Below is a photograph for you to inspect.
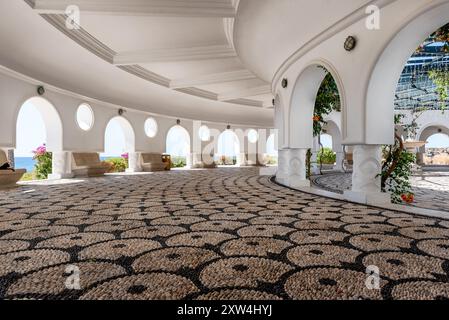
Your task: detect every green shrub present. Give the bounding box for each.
[381,146,416,204]
[20,172,36,181]
[104,157,128,173]
[171,156,186,168]
[317,148,336,165]
[32,144,52,180]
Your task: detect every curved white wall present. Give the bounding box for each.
[0,69,272,157]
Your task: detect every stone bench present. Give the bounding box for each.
[72,152,109,177]
[0,169,27,189]
[0,149,26,188]
[141,153,166,172]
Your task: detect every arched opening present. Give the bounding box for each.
[102,117,135,169]
[15,97,63,179]
[371,17,449,204]
[289,63,343,150]
[288,63,342,181]
[217,130,240,166]
[419,126,449,165]
[166,125,190,168]
[366,3,449,144]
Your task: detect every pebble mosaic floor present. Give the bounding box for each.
[311,171,449,213]
[0,168,449,300]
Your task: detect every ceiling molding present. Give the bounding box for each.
[41,14,115,63]
[218,84,272,101]
[117,65,170,87]
[170,69,256,89]
[227,98,265,108]
[175,87,218,101]
[113,45,236,65]
[25,2,267,110]
[223,18,235,49]
[0,65,272,129]
[29,0,237,17]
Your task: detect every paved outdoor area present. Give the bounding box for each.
[312,172,449,213]
[0,168,449,300]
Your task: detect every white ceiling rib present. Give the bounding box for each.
[113,45,236,65]
[25,0,273,109]
[29,0,237,18]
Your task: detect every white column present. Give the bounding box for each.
[311,137,320,175]
[344,145,390,204]
[276,149,289,184]
[237,153,246,166]
[311,152,320,175]
[191,152,202,168]
[186,153,193,169]
[334,151,344,172]
[126,152,142,173]
[49,151,73,180]
[276,148,310,188]
[288,148,310,188]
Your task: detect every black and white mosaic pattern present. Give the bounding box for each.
[0,168,449,300]
[312,171,449,213]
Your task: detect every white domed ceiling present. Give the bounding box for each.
[234,0,374,82]
[0,0,274,127]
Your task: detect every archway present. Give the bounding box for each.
[289,62,343,150]
[366,2,449,144]
[217,130,240,166]
[286,63,342,183]
[419,125,449,165]
[15,96,63,178]
[103,116,135,159]
[166,125,190,168]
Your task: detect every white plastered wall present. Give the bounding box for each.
[272,0,449,148]
[0,70,272,156]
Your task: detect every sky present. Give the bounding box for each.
[15,102,46,157]
[427,133,449,148]
[14,102,449,158]
[166,125,190,157]
[321,134,333,149]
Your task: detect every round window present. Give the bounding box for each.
[248,129,259,143]
[144,117,158,138]
[198,125,210,141]
[76,103,94,131]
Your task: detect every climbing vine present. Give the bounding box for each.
[429,70,449,111]
[381,115,416,204]
[433,22,449,53]
[313,72,341,136]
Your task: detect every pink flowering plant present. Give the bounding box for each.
[32,144,52,179]
[103,153,129,173]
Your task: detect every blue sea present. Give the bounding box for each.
[14,156,111,172]
[14,157,36,172]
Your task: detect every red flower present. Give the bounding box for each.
[313,115,321,122]
[401,193,414,204]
